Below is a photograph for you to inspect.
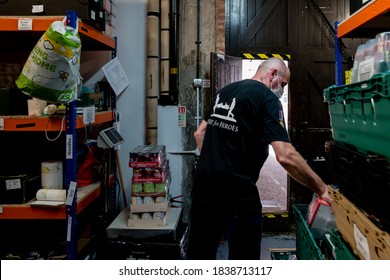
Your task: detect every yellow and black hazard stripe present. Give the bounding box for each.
[263,213,289,219]
[241,53,291,60]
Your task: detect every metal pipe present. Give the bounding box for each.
[196,86,200,128]
[196,0,201,79]
[169,0,179,103]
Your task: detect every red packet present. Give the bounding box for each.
[307,197,331,227]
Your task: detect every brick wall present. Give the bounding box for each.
[215,0,225,54]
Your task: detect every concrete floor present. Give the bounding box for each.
[216,233,296,260]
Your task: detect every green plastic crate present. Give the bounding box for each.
[323,71,390,160]
[292,205,324,260]
[329,229,357,260]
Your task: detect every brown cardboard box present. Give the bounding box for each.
[130,201,169,213]
[128,209,169,228]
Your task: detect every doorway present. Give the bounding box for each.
[242,59,289,212]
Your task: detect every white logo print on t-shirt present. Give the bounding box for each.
[211,94,237,122]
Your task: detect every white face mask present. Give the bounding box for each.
[271,75,284,99]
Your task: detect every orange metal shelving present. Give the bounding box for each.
[0,183,101,220]
[338,0,390,38]
[0,16,115,49]
[1,111,115,132]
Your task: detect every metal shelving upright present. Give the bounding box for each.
[64,9,78,261]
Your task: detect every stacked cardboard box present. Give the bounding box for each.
[127,145,170,228]
[103,0,116,38]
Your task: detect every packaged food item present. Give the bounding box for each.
[132,183,143,193]
[351,44,366,83]
[131,196,143,205]
[155,182,167,193]
[143,182,155,193]
[351,31,390,83]
[129,145,166,168]
[153,211,164,220]
[129,213,140,220]
[374,32,390,74]
[143,196,155,204]
[155,196,166,204]
[141,212,152,220]
[307,196,336,240]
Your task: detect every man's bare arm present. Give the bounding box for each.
[271,140,332,203]
[194,120,208,153]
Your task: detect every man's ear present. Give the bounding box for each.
[268,68,277,83]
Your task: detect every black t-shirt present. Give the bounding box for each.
[192,79,289,207]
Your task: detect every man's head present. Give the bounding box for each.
[251,57,290,98]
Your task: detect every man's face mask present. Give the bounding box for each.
[271,75,284,99]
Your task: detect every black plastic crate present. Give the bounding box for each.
[327,141,390,232]
[0,174,40,204]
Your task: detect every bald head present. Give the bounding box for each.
[251,57,290,90]
[258,58,289,76]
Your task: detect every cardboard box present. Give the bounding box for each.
[128,210,169,228]
[331,188,390,260]
[0,174,40,204]
[130,191,169,213]
[130,201,169,213]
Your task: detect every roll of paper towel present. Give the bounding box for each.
[36,189,66,201]
[41,160,63,189]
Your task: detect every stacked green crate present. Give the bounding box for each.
[323,72,390,161]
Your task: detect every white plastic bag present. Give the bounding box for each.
[16,18,81,103]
